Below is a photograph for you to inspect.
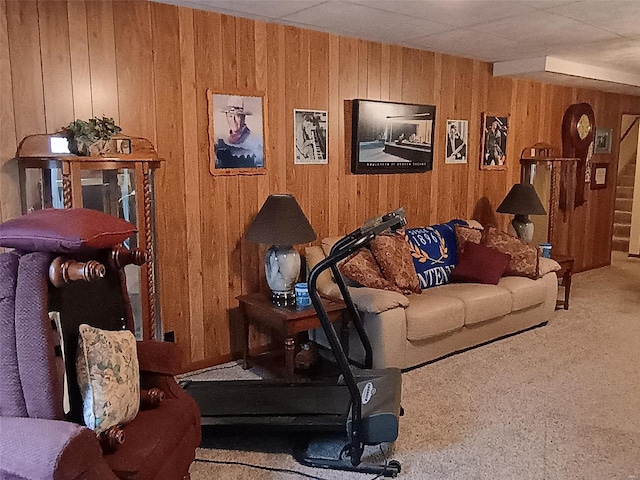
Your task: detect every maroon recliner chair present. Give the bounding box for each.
[0,246,201,480]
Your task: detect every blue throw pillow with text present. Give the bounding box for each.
[404,220,467,289]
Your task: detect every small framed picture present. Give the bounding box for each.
[594,128,612,154]
[591,162,608,190]
[208,89,267,176]
[116,138,131,155]
[480,113,509,171]
[445,119,468,164]
[294,109,328,164]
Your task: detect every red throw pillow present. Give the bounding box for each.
[0,208,137,253]
[451,241,511,285]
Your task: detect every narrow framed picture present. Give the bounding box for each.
[445,119,468,164]
[594,128,612,154]
[294,109,328,164]
[591,162,608,189]
[480,113,509,170]
[116,138,131,155]
[351,99,436,174]
[208,89,267,175]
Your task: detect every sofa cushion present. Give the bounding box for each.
[450,241,511,285]
[404,220,466,290]
[370,233,421,294]
[0,208,136,253]
[497,275,547,311]
[339,248,401,293]
[484,227,539,279]
[436,283,512,326]
[405,290,465,341]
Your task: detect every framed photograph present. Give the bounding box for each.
[591,162,608,189]
[294,109,328,164]
[594,128,612,154]
[445,119,468,164]
[480,113,509,170]
[351,99,436,174]
[208,89,266,175]
[115,138,131,155]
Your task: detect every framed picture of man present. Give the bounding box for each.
[294,109,328,164]
[480,114,509,171]
[445,119,468,164]
[208,89,267,175]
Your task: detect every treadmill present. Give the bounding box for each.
[182,209,406,477]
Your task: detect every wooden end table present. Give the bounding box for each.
[551,254,574,310]
[237,293,349,378]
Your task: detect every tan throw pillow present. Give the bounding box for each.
[454,224,482,256]
[76,324,140,434]
[370,233,421,294]
[338,248,401,293]
[484,227,539,279]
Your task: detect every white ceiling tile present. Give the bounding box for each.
[182,0,325,19]
[549,0,640,36]
[283,1,453,40]
[346,0,535,27]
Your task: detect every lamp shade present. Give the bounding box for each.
[496,183,547,216]
[246,194,316,245]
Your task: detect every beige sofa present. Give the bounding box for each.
[305,244,560,370]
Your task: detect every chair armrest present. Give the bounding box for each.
[0,417,117,480]
[136,340,180,375]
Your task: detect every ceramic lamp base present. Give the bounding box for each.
[265,245,300,307]
[512,214,534,243]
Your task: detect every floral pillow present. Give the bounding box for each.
[484,227,539,279]
[76,324,140,434]
[454,224,482,256]
[370,233,421,294]
[338,248,401,293]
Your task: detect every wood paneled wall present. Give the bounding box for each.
[2,1,639,371]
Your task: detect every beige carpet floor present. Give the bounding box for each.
[186,252,640,479]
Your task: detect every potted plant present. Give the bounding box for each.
[62,116,122,156]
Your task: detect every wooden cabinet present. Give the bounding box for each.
[17,134,163,340]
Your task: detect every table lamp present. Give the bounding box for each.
[496,183,547,242]
[246,194,316,306]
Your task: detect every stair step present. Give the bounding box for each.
[618,174,636,187]
[615,198,633,212]
[612,237,630,252]
[620,163,637,176]
[613,223,631,237]
[616,185,635,199]
[615,210,632,223]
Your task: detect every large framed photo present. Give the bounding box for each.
[445,119,468,164]
[208,89,266,175]
[351,99,436,174]
[480,113,509,170]
[294,109,328,164]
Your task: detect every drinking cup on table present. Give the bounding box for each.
[295,282,311,309]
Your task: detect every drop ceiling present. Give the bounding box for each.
[158,0,640,96]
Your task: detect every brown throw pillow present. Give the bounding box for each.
[451,241,511,285]
[484,227,539,279]
[338,248,401,293]
[370,233,421,294]
[454,224,482,256]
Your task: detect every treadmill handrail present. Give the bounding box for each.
[307,208,406,461]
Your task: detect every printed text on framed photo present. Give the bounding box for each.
[480,113,509,171]
[208,89,267,176]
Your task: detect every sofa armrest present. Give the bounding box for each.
[0,417,117,480]
[137,340,180,375]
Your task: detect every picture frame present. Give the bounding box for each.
[445,119,468,164]
[208,89,267,175]
[594,128,612,154]
[115,138,131,155]
[351,99,436,174]
[294,109,328,164]
[590,162,608,190]
[480,113,509,171]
